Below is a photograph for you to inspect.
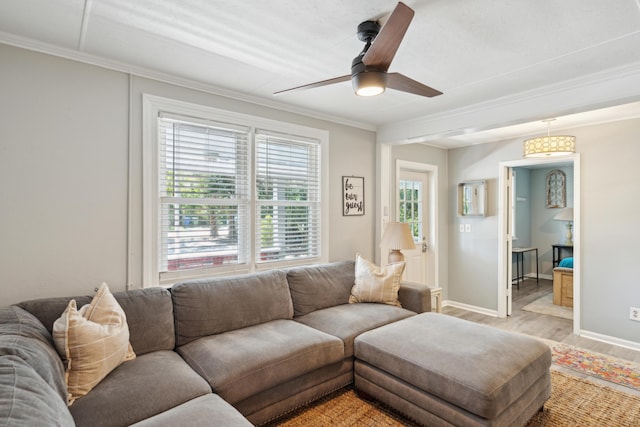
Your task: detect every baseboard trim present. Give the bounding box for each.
[524,273,552,281]
[579,330,640,353]
[442,300,498,318]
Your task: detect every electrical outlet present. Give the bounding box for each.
[459,224,465,233]
[630,307,640,322]
[465,224,471,232]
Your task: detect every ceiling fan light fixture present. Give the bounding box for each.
[353,70,387,96]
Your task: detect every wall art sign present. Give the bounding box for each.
[343,176,364,216]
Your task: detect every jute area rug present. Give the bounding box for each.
[267,347,640,426]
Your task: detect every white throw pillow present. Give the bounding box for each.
[53,283,135,405]
[349,254,405,306]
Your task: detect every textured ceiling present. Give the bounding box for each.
[2,0,640,145]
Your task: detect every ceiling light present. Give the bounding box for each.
[523,119,576,157]
[353,70,387,96]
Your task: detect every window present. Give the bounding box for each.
[398,179,423,242]
[158,114,250,273]
[255,130,321,263]
[143,95,328,285]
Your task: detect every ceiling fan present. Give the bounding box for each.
[274,2,442,98]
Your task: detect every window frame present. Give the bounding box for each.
[142,94,329,286]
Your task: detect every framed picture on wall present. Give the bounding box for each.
[546,169,566,208]
[343,176,364,216]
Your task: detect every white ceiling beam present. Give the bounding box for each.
[377,61,640,145]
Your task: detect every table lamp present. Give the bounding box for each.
[553,208,574,245]
[381,222,416,264]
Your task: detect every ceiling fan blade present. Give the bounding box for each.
[362,2,414,72]
[274,75,351,95]
[387,73,443,98]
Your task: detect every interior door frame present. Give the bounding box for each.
[497,154,581,335]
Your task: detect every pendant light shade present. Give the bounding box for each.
[523,119,576,158]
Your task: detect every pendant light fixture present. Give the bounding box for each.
[523,119,576,158]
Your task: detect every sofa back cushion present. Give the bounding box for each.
[0,355,74,426]
[0,306,68,402]
[172,270,293,346]
[18,287,175,355]
[287,261,355,317]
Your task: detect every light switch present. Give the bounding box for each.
[459,224,464,232]
[465,224,471,232]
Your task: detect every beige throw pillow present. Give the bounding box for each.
[349,254,405,306]
[53,283,135,405]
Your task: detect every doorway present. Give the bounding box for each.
[497,155,581,335]
[395,160,438,288]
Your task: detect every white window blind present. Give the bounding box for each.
[255,130,321,263]
[158,113,250,275]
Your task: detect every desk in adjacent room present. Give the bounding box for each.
[552,244,573,267]
[512,247,538,289]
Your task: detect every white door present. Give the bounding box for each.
[506,167,514,316]
[398,170,429,284]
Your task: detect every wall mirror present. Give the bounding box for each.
[458,180,487,216]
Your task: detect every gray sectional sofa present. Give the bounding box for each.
[0,261,432,426]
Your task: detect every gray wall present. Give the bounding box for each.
[0,44,377,305]
[448,119,640,345]
[448,141,515,309]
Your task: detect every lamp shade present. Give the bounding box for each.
[553,208,574,222]
[381,222,416,250]
[523,135,576,157]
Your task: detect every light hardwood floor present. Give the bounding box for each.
[443,278,640,363]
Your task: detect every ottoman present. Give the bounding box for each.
[354,313,551,427]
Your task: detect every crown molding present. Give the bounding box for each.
[378,61,640,145]
[0,31,377,132]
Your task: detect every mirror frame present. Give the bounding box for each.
[458,180,487,217]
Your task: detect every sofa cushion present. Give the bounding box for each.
[0,355,74,426]
[177,319,344,404]
[130,394,253,427]
[295,303,415,357]
[69,350,212,427]
[53,283,136,404]
[172,270,293,346]
[106,287,175,355]
[349,254,404,306]
[18,287,175,355]
[0,305,68,402]
[0,335,67,403]
[286,261,355,316]
[0,305,54,345]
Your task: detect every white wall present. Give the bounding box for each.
[448,119,640,346]
[0,44,377,305]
